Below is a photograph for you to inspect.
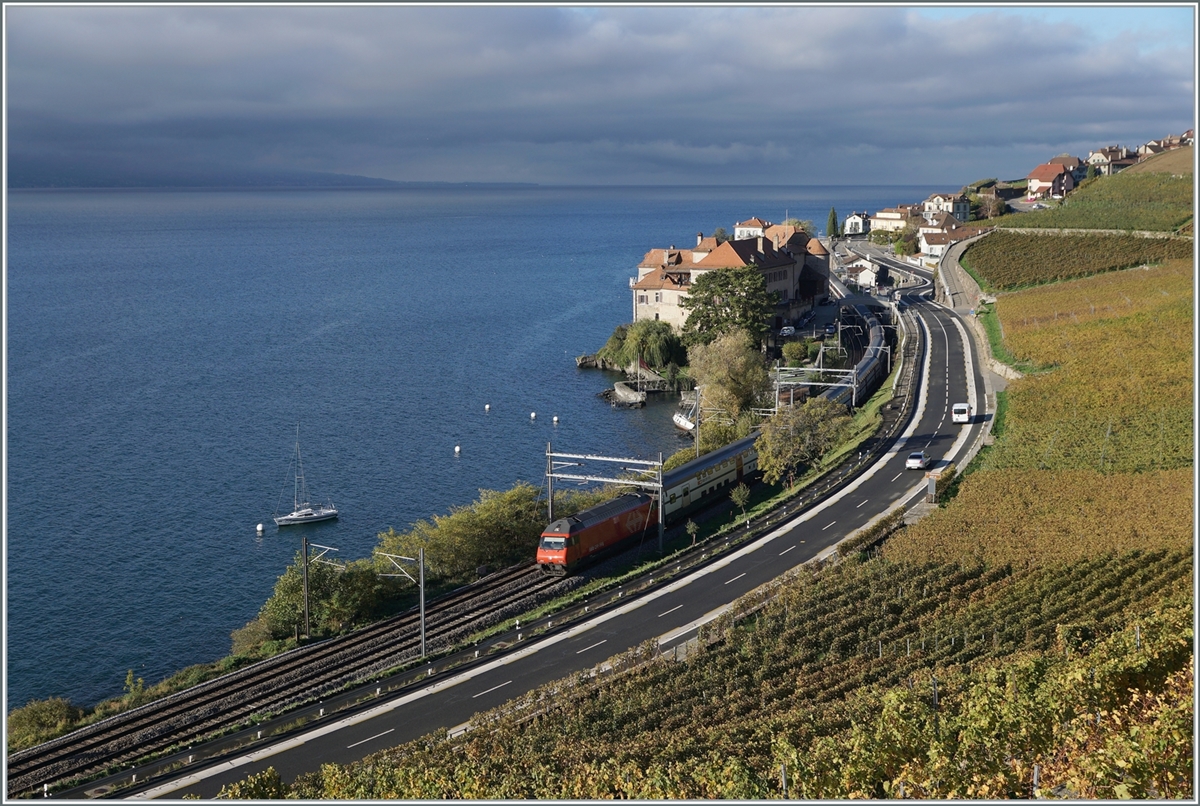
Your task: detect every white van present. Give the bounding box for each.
[952,403,971,424]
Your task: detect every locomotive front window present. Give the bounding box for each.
[540,537,566,550]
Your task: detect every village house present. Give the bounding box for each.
[922,192,971,223]
[917,210,962,235]
[631,219,830,330]
[869,204,921,233]
[842,211,871,235]
[1086,146,1137,176]
[1047,154,1088,184]
[1026,163,1076,198]
[733,217,771,240]
[841,255,883,290]
[922,224,991,261]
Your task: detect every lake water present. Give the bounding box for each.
[5,184,941,710]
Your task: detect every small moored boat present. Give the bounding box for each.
[274,427,338,526]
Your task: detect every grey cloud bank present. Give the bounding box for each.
[5,5,1195,187]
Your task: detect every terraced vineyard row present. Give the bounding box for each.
[963,230,1192,290]
[237,551,1191,799]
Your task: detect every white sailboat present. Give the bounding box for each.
[674,388,699,432]
[274,427,338,526]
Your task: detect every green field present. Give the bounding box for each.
[994,168,1193,233]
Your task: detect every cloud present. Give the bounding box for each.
[5,5,1194,185]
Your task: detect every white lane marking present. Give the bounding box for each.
[347,728,394,749]
[822,521,836,530]
[724,572,747,585]
[778,545,796,556]
[472,680,512,699]
[891,472,903,482]
[576,640,607,655]
[857,499,868,508]
[658,604,683,618]
[137,312,948,800]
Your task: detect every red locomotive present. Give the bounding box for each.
[536,493,655,575]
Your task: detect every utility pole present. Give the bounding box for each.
[301,536,309,638]
[299,538,341,639]
[546,441,554,523]
[376,550,426,657]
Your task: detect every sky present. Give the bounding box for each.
[3,3,1196,186]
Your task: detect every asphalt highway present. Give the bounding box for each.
[135,289,987,799]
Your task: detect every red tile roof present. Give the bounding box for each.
[695,238,794,270]
[1027,163,1068,181]
[631,271,691,291]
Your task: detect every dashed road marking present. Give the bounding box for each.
[472,680,512,699]
[347,728,394,749]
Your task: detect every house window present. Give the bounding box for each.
[654,313,659,320]
[654,292,662,303]
[637,294,647,304]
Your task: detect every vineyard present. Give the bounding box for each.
[961,230,1193,290]
[884,468,1191,568]
[994,169,1193,233]
[222,552,1192,799]
[213,212,1194,800]
[988,259,1193,473]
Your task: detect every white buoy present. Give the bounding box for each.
[485,403,490,412]
[256,523,263,534]
[454,445,461,454]
[530,412,536,420]
[552,415,559,424]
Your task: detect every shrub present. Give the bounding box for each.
[7,697,86,752]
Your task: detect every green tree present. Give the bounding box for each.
[687,329,771,419]
[827,207,840,238]
[979,194,1007,219]
[376,483,546,582]
[730,482,751,524]
[785,218,817,235]
[712,226,731,243]
[894,225,919,256]
[781,340,808,366]
[596,319,685,370]
[686,519,699,546]
[680,267,776,347]
[754,396,853,487]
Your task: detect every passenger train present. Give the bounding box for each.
[536,292,894,575]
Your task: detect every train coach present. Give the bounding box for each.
[536,435,759,575]
[537,299,893,576]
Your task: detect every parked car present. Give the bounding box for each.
[905,451,930,470]
[952,403,971,424]
[779,326,795,337]
[824,323,838,336]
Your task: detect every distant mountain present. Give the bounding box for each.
[6,156,536,189]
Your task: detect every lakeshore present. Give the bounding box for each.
[6,184,942,712]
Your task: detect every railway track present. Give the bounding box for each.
[7,563,562,798]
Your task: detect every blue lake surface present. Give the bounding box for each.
[5,184,941,710]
